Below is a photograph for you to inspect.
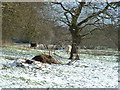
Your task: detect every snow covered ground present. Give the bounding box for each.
[0,45,119,88]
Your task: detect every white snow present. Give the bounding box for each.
[0,45,119,88]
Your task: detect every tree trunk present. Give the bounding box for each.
[69,43,80,60]
[69,34,80,60]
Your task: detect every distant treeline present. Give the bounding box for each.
[2,2,118,49]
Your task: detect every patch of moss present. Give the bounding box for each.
[4,56,16,60]
[80,65,89,68]
[1,64,11,70]
[2,46,45,56]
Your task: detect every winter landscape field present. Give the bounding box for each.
[0,44,119,88]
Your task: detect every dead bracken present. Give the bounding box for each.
[32,54,61,64]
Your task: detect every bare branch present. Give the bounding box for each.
[53,2,74,16]
[64,12,71,25]
[81,27,103,37]
[77,2,119,26]
[59,18,70,26]
[75,2,86,17]
[80,18,100,29]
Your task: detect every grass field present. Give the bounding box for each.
[0,44,119,88]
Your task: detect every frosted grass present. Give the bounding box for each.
[0,45,118,88]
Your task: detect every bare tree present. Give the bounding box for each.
[52,1,119,59]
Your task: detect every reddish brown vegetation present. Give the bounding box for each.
[32,54,61,64]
